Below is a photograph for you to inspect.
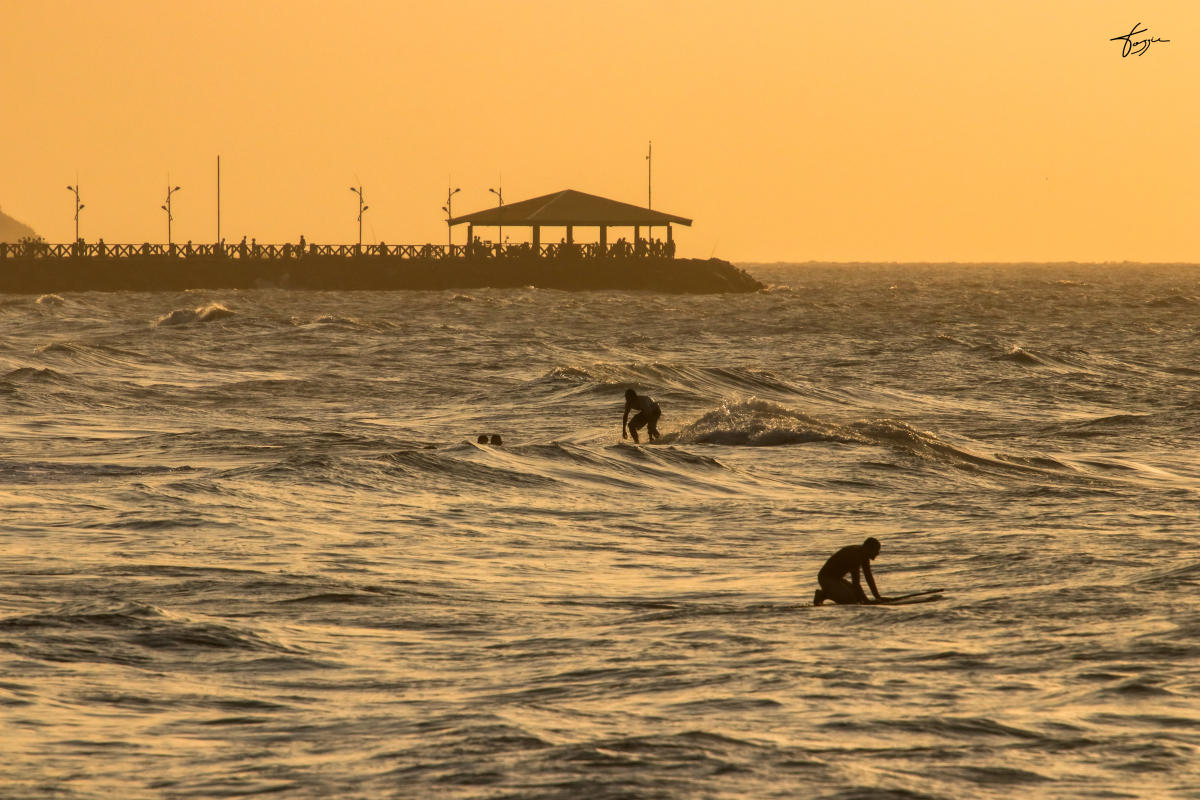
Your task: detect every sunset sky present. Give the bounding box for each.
[2,0,1196,262]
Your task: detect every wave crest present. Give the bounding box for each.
[668,398,866,446]
[154,302,236,327]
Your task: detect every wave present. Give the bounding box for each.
[998,345,1053,366]
[1,366,74,385]
[846,417,1068,474]
[1063,413,1153,429]
[311,314,366,326]
[36,293,66,305]
[381,449,562,489]
[0,459,190,486]
[299,313,397,330]
[665,398,866,446]
[36,340,143,370]
[660,399,1084,480]
[0,601,299,667]
[934,333,973,348]
[528,362,806,403]
[1146,294,1197,307]
[994,343,1098,372]
[154,302,236,327]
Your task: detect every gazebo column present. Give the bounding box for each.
[634,225,641,243]
[599,225,607,254]
[467,224,474,250]
[566,225,574,244]
[533,225,541,253]
[667,224,673,244]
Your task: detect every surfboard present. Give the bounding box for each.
[813,592,945,607]
[872,594,944,606]
[880,589,945,602]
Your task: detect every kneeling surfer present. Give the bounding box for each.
[813,537,887,605]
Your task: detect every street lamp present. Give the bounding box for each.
[488,185,503,250]
[349,185,369,248]
[161,184,181,248]
[65,183,85,243]
[441,186,460,247]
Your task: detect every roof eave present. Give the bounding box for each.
[450,215,692,227]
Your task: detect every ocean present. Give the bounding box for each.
[2,262,1198,799]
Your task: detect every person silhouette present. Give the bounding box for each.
[812,537,888,605]
[621,388,661,443]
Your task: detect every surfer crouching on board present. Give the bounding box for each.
[813,537,886,605]
[621,388,661,444]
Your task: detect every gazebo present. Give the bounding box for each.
[447,189,691,254]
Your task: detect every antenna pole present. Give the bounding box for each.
[647,140,652,210]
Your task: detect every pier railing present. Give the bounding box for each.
[0,239,677,261]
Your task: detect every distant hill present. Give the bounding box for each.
[0,207,39,243]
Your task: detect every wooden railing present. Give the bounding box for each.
[0,239,677,260]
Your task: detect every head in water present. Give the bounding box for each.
[490,434,503,446]
[863,537,881,559]
[477,434,489,444]
[625,388,638,402]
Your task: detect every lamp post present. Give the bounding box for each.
[441,186,460,248]
[349,185,368,248]
[161,184,181,248]
[488,184,503,251]
[65,183,85,243]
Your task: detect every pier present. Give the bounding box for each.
[0,238,673,262]
[0,189,762,293]
[0,239,760,295]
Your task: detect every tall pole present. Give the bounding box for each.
[647,140,652,210]
[441,185,460,248]
[217,155,221,245]
[162,183,181,247]
[488,182,503,248]
[646,140,653,242]
[65,180,84,243]
[349,185,368,248]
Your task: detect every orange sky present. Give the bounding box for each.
[2,0,1196,261]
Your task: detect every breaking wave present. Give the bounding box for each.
[154,302,236,327]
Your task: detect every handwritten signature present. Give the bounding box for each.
[1110,22,1170,57]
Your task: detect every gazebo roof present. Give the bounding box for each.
[449,189,691,227]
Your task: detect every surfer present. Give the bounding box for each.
[621,388,661,443]
[812,537,886,605]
